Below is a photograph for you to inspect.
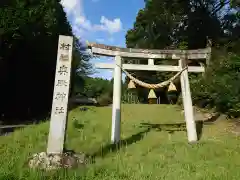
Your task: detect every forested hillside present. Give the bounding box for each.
[125,0,240,117]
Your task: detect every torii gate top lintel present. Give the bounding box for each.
[87,42,211,60]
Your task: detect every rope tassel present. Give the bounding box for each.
[128,80,136,89]
[148,89,157,99]
[168,82,177,92]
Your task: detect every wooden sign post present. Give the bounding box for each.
[47,35,73,154]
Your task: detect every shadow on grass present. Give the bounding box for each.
[88,128,151,162]
[88,120,201,162]
[72,120,84,130]
[71,113,221,164]
[139,122,203,140]
[139,113,221,141]
[141,121,203,140]
[89,120,206,162]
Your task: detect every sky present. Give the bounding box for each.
[61,0,145,80]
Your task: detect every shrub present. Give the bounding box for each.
[191,50,240,117]
[97,93,112,106]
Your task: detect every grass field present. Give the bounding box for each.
[0,104,240,180]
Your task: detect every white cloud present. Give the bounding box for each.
[61,0,77,10]
[75,16,92,30]
[60,0,123,80]
[72,24,85,37]
[94,16,122,34]
[61,0,83,15]
[75,15,122,34]
[61,0,122,35]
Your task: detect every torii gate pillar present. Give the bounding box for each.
[179,58,198,142]
[111,55,122,143]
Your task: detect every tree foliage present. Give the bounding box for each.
[127,0,239,51]
[0,0,91,122]
[125,0,240,107]
[191,49,240,117]
[75,77,113,98]
[73,76,114,106]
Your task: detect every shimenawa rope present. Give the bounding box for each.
[116,64,187,89]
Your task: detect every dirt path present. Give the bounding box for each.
[181,106,222,122]
[0,124,28,136]
[227,119,240,136]
[191,106,240,136]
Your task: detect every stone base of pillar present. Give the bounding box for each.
[28,151,86,170]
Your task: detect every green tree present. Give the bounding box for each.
[191,49,240,117]
[125,0,239,103]
[125,0,190,103]
[0,0,91,122]
[76,77,113,98]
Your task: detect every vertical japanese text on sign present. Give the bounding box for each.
[59,54,69,61]
[56,80,68,87]
[55,106,65,114]
[60,43,71,51]
[58,65,68,75]
[55,92,67,102]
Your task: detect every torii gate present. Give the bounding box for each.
[87,42,211,144]
[46,35,211,155]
